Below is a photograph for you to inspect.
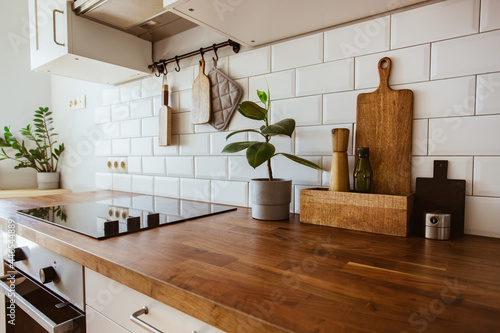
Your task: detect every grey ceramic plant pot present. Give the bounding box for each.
[37,172,60,189]
[250,178,292,220]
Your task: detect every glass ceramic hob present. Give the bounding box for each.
[17,196,237,239]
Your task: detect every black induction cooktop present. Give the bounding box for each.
[17,196,237,239]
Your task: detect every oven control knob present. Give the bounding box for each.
[39,266,59,284]
[13,247,27,262]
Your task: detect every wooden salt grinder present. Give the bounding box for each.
[329,128,350,192]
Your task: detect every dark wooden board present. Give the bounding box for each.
[356,57,413,196]
[412,160,466,237]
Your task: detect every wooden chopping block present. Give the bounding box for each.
[191,59,211,124]
[355,57,413,196]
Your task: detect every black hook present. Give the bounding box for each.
[199,48,205,61]
[162,60,168,75]
[174,56,181,72]
[153,62,161,77]
[212,44,219,62]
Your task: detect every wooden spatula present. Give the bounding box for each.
[159,75,172,146]
[191,59,211,124]
[355,57,413,196]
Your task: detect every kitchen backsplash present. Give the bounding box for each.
[94,0,500,238]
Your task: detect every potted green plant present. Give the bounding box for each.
[223,88,322,220]
[0,107,65,189]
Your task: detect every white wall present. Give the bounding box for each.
[93,0,500,238]
[0,0,51,189]
[50,76,107,192]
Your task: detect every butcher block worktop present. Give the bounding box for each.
[1,191,500,332]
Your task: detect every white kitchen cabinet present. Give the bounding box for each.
[28,0,152,85]
[85,268,225,333]
[87,306,130,333]
[164,0,432,46]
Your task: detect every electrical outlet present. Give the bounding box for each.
[68,94,86,110]
[107,158,128,173]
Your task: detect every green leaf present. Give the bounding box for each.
[226,129,263,140]
[256,89,267,105]
[45,111,52,116]
[222,141,260,153]
[276,153,323,170]
[261,118,295,137]
[246,142,275,168]
[237,101,267,121]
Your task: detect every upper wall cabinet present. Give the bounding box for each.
[28,0,152,85]
[164,0,431,46]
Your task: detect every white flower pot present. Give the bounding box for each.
[250,178,292,220]
[37,172,60,190]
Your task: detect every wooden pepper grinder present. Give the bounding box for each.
[329,128,350,192]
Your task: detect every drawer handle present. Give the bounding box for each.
[0,273,81,333]
[130,306,163,333]
[52,9,65,46]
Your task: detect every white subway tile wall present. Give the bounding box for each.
[480,0,500,32]
[94,1,500,237]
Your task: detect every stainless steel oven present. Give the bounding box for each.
[1,231,85,332]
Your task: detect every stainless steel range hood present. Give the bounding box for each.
[72,0,197,41]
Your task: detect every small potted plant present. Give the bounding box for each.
[0,107,65,189]
[223,88,322,220]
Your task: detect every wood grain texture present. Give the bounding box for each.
[1,191,500,333]
[191,59,211,124]
[159,81,172,146]
[329,128,350,192]
[356,57,413,196]
[300,188,411,236]
[329,153,349,192]
[0,188,70,198]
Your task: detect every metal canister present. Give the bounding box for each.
[425,212,451,240]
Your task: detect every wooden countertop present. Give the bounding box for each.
[0,188,71,198]
[1,191,499,332]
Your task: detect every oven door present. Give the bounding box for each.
[0,268,85,333]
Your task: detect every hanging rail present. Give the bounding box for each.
[149,39,241,77]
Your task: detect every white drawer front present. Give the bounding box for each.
[87,306,130,333]
[85,268,225,333]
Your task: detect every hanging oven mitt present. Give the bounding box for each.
[207,60,242,131]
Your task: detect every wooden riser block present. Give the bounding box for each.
[300,188,413,237]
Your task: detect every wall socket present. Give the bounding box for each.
[69,95,86,110]
[107,157,128,173]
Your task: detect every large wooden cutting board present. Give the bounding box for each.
[355,57,413,196]
[191,59,211,124]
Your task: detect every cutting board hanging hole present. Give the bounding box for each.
[378,57,391,89]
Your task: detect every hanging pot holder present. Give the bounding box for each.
[207,60,242,131]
